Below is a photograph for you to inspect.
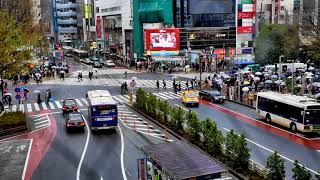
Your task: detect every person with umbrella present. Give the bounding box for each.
[162,79,166,90]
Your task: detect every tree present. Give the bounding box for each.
[256,24,299,65]
[306,40,320,63]
[292,160,312,180]
[146,93,157,116]
[266,151,286,180]
[136,88,147,110]
[185,110,201,142]
[170,107,185,132]
[225,129,237,161]
[233,134,250,171]
[200,118,224,156]
[157,99,169,123]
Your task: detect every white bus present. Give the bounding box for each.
[256,91,320,133]
[72,49,89,62]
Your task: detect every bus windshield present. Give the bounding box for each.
[92,105,117,116]
[304,110,320,125]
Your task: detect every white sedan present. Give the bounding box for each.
[104,60,115,67]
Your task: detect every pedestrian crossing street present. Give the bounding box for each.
[3,90,200,113]
[117,105,173,142]
[40,77,197,89]
[171,72,213,79]
[71,68,139,77]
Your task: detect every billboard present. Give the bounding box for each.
[189,0,233,14]
[144,29,180,51]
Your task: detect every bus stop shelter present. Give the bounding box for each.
[141,142,229,180]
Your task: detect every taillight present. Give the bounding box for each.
[67,123,72,127]
[79,122,85,126]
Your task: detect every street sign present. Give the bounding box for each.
[130,81,136,88]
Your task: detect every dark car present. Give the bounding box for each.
[92,61,102,68]
[62,99,78,116]
[199,90,225,103]
[65,113,85,131]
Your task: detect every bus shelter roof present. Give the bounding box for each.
[143,142,226,180]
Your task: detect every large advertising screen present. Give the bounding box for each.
[144,29,180,51]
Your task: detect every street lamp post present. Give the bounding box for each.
[288,60,295,94]
[278,55,284,92]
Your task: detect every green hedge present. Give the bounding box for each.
[134,88,259,178]
[0,112,27,130]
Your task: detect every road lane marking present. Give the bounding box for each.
[27,104,32,112]
[75,99,83,106]
[77,115,91,180]
[113,96,125,103]
[222,128,320,175]
[118,123,128,180]
[34,103,40,111]
[35,120,49,125]
[41,102,48,110]
[19,104,24,112]
[81,98,89,106]
[48,102,55,109]
[22,139,33,180]
[55,101,62,108]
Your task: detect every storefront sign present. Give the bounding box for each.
[238,12,253,19]
[237,26,253,33]
[96,16,102,38]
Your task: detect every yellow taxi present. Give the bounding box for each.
[181,90,199,107]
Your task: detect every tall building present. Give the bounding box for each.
[40,0,53,37]
[174,0,236,58]
[32,0,41,25]
[95,0,133,60]
[53,0,78,46]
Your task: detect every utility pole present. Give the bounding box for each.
[278,55,284,92]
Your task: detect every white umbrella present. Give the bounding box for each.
[280,82,286,86]
[172,76,177,80]
[295,84,302,88]
[4,93,12,96]
[271,74,278,79]
[254,77,260,81]
[242,87,249,92]
[295,76,302,80]
[131,77,138,80]
[274,80,282,84]
[264,73,270,77]
[255,72,262,76]
[315,93,320,98]
[265,80,273,84]
[250,74,255,78]
[34,90,41,93]
[35,73,41,76]
[308,67,315,71]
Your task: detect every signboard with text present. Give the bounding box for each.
[144,28,180,52]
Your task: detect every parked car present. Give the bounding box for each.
[199,90,225,103]
[181,90,199,107]
[65,112,85,131]
[93,61,102,68]
[105,60,115,67]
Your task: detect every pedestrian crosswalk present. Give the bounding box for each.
[71,68,139,77]
[2,90,199,113]
[118,105,173,142]
[39,78,198,90]
[31,114,50,130]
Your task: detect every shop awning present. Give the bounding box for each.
[143,142,226,180]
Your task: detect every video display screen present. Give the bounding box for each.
[144,29,180,51]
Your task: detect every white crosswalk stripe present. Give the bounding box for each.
[75,99,83,106]
[55,101,62,108]
[27,104,32,112]
[19,104,24,112]
[71,68,139,77]
[81,98,89,106]
[34,103,40,111]
[48,102,55,109]
[32,114,51,130]
[41,102,48,110]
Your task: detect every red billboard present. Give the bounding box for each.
[237,26,254,33]
[144,29,180,51]
[96,16,102,38]
[238,12,253,19]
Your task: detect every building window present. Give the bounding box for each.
[281,6,285,10]
[96,7,99,13]
[130,20,133,26]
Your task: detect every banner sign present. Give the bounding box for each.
[137,158,147,180]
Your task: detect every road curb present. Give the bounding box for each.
[125,103,246,180]
[227,99,255,109]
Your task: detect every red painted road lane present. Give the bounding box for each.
[1,110,57,180]
[200,100,320,150]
